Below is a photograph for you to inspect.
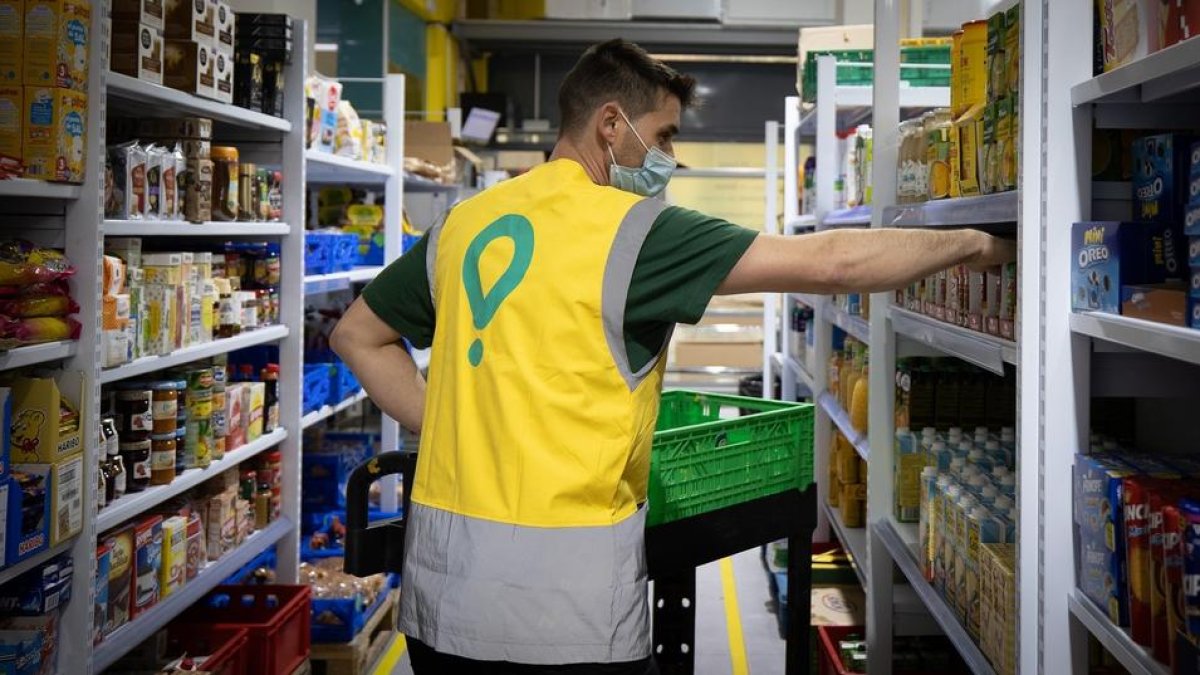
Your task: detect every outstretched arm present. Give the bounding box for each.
[717,229,1016,295]
[330,297,426,432]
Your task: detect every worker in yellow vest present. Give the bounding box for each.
[331,39,1015,674]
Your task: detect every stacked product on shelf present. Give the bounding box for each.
[0,551,73,673]
[896,6,1020,203]
[831,291,870,321]
[101,238,283,369]
[1094,0,1200,74]
[798,38,951,103]
[1071,130,1200,329]
[892,356,1017,673]
[789,303,814,366]
[1073,441,1200,673]
[96,451,285,646]
[826,336,869,528]
[4,0,91,183]
[235,13,292,117]
[0,241,81,348]
[106,116,285,224]
[313,186,391,265]
[896,260,1018,340]
[304,75,387,165]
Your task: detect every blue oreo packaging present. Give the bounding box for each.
[1071,222,1168,313]
[1133,134,1190,277]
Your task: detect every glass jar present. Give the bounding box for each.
[151,382,178,434]
[151,434,177,485]
[238,161,257,221]
[120,436,152,492]
[116,387,153,435]
[174,425,187,476]
[256,168,271,221]
[211,146,240,221]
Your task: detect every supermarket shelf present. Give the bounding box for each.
[301,390,369,429]
[1070,312,1200,367]
[790,292,825,311]
[817,391,869,461]
[787,214,818,233]
[0,178,81,199]
[881,192,1019,227]
[404,175,461,193]
[823,302,870,343]
[819,205,872,229]
[1071,34,1200,106]
[796,84,950,136]
[673,167,766,179]
[890,307,1016,376]
[875,518,997,675]
[1067,591,1168,675]
[100,325,289,384]
[0,340,77,371]
[93,518,293,672]
[780,352,815,392]
[106,71,292,132]
[452,18,797,49]
[97,428,288,532]
[305,150,394,184]
[303,266,384,295]
[822,502,867,588]
[0,539,74,588]
[104,220,292,237]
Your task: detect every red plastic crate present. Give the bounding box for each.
[179,585,311,675]
[165,625,250,675]
[818,625,866,675]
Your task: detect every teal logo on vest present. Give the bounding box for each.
[462,215,534,366]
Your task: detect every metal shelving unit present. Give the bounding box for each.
[0,178,82,199]
[1066,592,1169,675]
[303,266,384,295]
[0,341,78,371]
[890,307,1017,376]
[103,220,293,237]
[305,149,394,184]
[1069,312,1200,366]
[823,502,868,587]
[881,192,1019,228]
[817,391,870,461]
[824,302,871,343]
[106,71,293,132]
[99,325,290,384]
[301,390,370,430]
[0,540,75,588]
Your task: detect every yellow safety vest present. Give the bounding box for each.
[398,159,669,664]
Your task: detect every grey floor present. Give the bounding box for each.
[390,548,786,675]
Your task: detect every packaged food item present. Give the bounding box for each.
[1133,133,1191,277]
[307,75,341,152]
[335,99,363,159]
[204,488,235,560]
[1075,453,1135,626]
[957,20,987,116]
[119,435,150,492]
[215,0,233,51]
[112,0,164,31]
[163,38,214,99]
[107,142,147,219]
[22,86,86,183]
[1071,221,1169,314]
[234,49,262,112]
[100,525,133,635]
[213,44,232,104]
[159,515,186,598]
[1181,499,1200,638]
[164,0,213,43]
[93,543,110,645]
[0,1,21,85]
[0,86,20,162]
[184,510,203,580]
[144,143,163,218]
[131,515,162,617]
[926,109,953,200]
[1097,0,1157,73]
[137,115,211,140]
[110,21,163,86]
[23,0,89,91]
[0,294,76,318]
[210,145,238,221]
[180,157,212,222]
[954,105,984,197]
[9,375,80,464]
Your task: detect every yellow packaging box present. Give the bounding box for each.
[22,85,85,183]
[954,104,985,196]
[244,382,264,442]
[0,1,21,85]
[159,515,186,598]
[14,451,82,546]
[23,0,88,90]
[0,86,20,160]
[9,375,81,464]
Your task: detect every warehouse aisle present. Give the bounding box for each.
[386,548,785,674]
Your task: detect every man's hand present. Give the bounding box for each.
[966,232,1018,273]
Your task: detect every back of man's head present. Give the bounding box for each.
[557,39,696,137]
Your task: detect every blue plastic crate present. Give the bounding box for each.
[355,230,385,266]
[330,233,358,272]
[303,364,333,414]
[301,432,379,509]
[329,362,361,402]
[223,547,278,585]
[305,232,334,275]
[309,581,393,643]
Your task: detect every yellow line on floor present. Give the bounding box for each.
[719,556,750,675]
[372,633,407,675]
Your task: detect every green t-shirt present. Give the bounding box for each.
[362,205,758,372]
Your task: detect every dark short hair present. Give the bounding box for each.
[558,39,697,135]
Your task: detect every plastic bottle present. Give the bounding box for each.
[974,426,990,445]
[993,494,1014,513]
[948,427,964,444]
[919,466,940,581]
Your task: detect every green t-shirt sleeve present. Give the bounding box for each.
[622,206,758,371]
[360,233,436,349]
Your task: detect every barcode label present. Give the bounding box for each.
[56,456,83,539]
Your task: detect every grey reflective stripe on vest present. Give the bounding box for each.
[425,208,451,304]
[398,501,651,664]
[602,198,668,390]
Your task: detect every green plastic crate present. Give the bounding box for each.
[647,390,814,527]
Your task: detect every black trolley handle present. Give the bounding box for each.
[343,451,416,577]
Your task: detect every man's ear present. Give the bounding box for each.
[597,101,622,145]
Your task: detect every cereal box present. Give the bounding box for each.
[1124,476,1181,646]
[102,525,134,636]
[22,0,88,90]
[0,86,18,162]
[131,515,162,618]
[21,86,86,183]
[1071,222,1169,314]
[1075,453,1136,626]
[1133,133,1191,276]
[1183,499,1200,639]
[1150,485,1196,664]
[0,1,21,85]
[159,515,186,599]
[92,542,109,645]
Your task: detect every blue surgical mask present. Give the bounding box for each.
[608,109,676,197]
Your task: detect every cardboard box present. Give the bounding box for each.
[0,551,70,616]
[244,381,264,442]
[672,340,763,369]
[1075,453,1136,626]
[1097,0,1158,73]
[0,86,18,162]
[310,77,341,153]
[224,381,244,450]
[8,454,80,551]
[112,0,163,31]
[21,86,85,183]
[5,464,49,565]
[204,489,234,560]
[1121,283,1189,326]
[405,120,454,167]
[110,21,163,86]
[0,0,21,85]
[955,105,985,196]
[8,376,81,465]
[102,525,134,636]
[184,511,202,580]
[93,543,109,645]
[1123,476,1182,646]
[1133,133,1191,276]
[131,515,162,618]
[1071,221,1169,314]
[180,156,211,222]
[214,0,232,51]
[163,39,214,100]
[212,44,231,104]
[23,0,88,90]
[163,0,213,44]
[159,515,186,599]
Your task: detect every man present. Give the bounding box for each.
[331,39,1015,674]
